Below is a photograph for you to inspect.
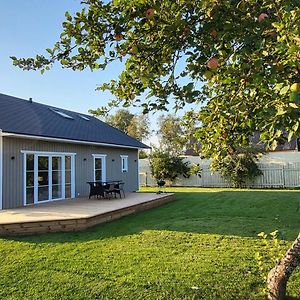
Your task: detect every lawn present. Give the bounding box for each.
[0,188,300,299]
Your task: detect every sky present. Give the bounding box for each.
[0,0,197,145]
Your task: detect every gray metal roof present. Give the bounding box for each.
[0,93,149,149]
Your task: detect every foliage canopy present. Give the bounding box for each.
[157,114,185,155]
[97,108,150,141]
[11,0,300,162]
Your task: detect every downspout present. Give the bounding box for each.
[0,129,3,210]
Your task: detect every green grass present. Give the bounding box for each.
[1,187,300,299]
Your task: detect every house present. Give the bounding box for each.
[184,132,300,156]
[0,93,149,209]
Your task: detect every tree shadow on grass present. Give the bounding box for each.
[3,190,300,244]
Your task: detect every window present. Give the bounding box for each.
[78,114,90,121]
[92,154,106,182]
[50,108,74,119]
[121,155,128,172]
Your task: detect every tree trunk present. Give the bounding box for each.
[267,233,300,300]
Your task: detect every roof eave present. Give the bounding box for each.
[2,132,150,150]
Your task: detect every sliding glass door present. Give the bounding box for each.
[23,152,75,205]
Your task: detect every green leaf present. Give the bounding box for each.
[276,107,286,116]
[279,86,290,95]
[289,102,298,109]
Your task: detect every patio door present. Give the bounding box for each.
[23,151,75,205]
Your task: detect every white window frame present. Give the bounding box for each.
[21,150,76,206]
[120,155,128,173]
[92,154,107,182]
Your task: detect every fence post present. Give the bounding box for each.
[282,165,286,188]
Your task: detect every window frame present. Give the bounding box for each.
[120,155,129,173]
[92,154,107,182]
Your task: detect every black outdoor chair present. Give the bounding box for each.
[104,183,115,199]
[87,182,106,199]
[112,182,125,198]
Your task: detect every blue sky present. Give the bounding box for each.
[0,1,198,144]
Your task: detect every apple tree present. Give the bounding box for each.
[11,0,300,299]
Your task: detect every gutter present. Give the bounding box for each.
[2,132,149,150]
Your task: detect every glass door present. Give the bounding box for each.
[24,152,75,205]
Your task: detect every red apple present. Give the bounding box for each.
[207,57,219,69]
[210,29,217,38]
[182,27,190,37]
[258,13,268,23]
[114,34,123,41]
[146,8,155,19]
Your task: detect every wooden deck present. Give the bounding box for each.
[0,193,175,236]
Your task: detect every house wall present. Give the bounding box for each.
[2,136,139,209]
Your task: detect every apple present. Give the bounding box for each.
[146,8,155,19]
[210,29,217,38]
[207,57,219,69]
[182,27,190,37]
[114,34,123,41]
[130,45,138,55]
[258,13,268,23]
[290,83,300,92]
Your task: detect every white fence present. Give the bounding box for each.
[139,158,300,188]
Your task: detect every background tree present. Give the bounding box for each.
[11,1,300,298]
[157,114,185,155]
[92,108,151,142]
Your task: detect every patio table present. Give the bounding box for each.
[87,180,125,199]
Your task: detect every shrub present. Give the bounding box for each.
[149,150,190,185]
[211,147,263,188]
